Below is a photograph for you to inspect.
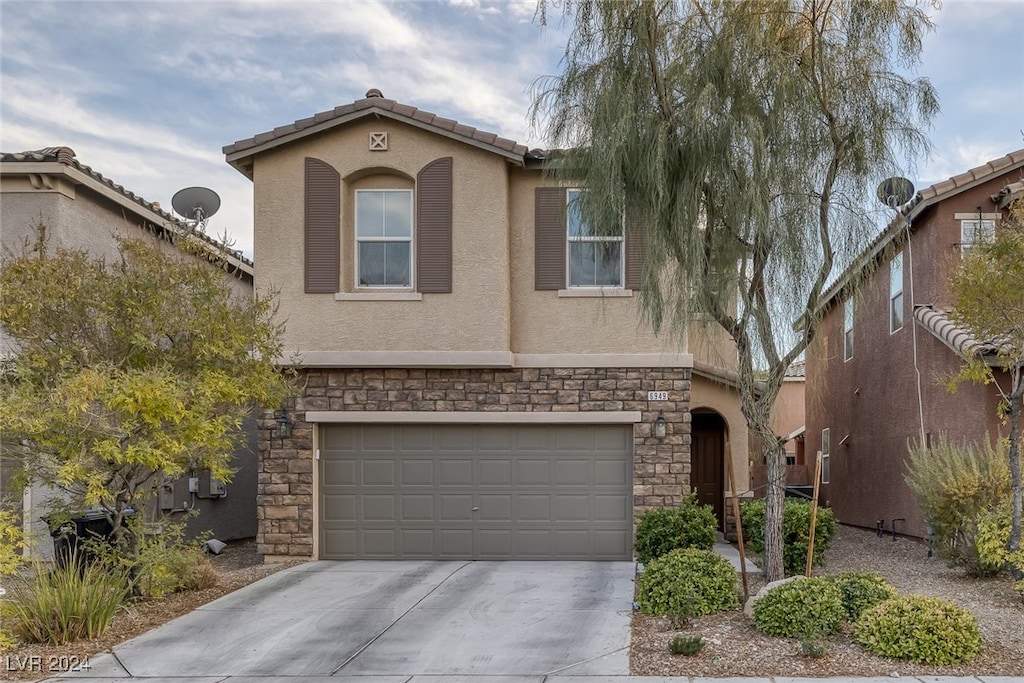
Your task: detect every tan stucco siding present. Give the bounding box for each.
[253,119,511,356]
[1,184,251,299]
[507,167,682,355]
[691,375,750,492]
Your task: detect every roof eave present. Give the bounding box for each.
[224,107,526,179]
[1,159,254,279]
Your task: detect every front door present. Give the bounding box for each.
[692,413,725,530]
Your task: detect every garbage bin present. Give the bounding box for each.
[44,508,134,569]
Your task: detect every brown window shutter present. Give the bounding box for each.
[535,187,566,290]
[304,158,340,293]
[625,216,649,290]
[416,157,453,293]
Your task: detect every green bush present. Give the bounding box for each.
[905,434,1010,568]
[668,633,705,656]
[822,571,900,621]
[963,499,1024,579]
[636,547,739,617]
[740,498,836,576]
[853,594,981,665]
[752,577,845,638]
[90,519,218,599]
[635,496,718,564]
[9,555,129,644]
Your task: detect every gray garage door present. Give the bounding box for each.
[319,423,632,560]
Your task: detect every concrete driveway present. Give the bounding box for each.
[48,560,634,681]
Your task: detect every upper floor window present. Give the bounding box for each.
[566,189,623,288]
[355,189,413,288]
[961,218,995,256]
[889,251,904,333]
[843,298,854,361]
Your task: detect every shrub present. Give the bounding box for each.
[963,499,1024,579]
[853,594,981,665]
[636,547,739,617]
[752,577,845,638]
[9,555,129,644]
[740,498,836,576]
[905,434,1010,568]
[91,519,218,599]
[0,508,24,650]
[822,571,899,621]
[635,496,718,564]
[668,634,705,656]
[800,637,829,658]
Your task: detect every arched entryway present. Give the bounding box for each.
[691,411,726,531]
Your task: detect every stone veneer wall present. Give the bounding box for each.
[257,367,693,558]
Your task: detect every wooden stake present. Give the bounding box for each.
[724,437,749,599]
[805,450,823,577]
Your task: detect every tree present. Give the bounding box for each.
[949,199,1024,577]
[0,230,286,557]
[534,0,937,581]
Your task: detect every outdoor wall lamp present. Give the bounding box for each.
[654,412,667,439]
[274,409,292,439]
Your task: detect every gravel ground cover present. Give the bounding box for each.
[631,524,1024,677]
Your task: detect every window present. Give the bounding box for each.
[820,428,830,484]
[961,218,995,255]
[889,251,904,333]
[843,298,854,361]
[355,189,413,288]
[566,189,623,287]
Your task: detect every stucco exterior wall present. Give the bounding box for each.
[805,172,1014,537]
[252,119,513,357]
[507,167,684,356]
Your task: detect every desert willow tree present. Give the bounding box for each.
[533,0,937,581]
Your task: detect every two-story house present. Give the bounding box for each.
[223,89,751,561]
[805,149,1024,538]
[0,146,259,554]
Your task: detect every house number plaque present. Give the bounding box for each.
[647,391,669,401]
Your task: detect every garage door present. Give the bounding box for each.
[319,423,632,560]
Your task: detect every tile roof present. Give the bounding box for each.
[0,146,252,271]
[224,89,530,177]
[993,179,1024,208]
[819,148,1024,310]
[913,305,1008,362]
[784,360,806,379]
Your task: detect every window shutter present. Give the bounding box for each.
[535,187,566,290]
[304,157,340,293]
[625,216,649,290]
[416,157,453,293]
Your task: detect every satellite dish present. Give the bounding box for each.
[172,186,221,229]
[876,177,915,209]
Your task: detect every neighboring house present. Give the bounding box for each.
[805,149,1024,538]
[0,147,259,554]
[751,360,808,495]
[223,88,751,561]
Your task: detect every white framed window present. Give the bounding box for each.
[566,188,623,287]
[355,189,413,288]
[820,427,830,484]
[960,218,995,256]
[889,251,904,334]
[843,298,854,361]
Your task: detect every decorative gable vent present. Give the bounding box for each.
[369,132,388,151]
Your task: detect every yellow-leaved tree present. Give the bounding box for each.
[0,230,286,559]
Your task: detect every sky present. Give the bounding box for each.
[2,0,1022,259]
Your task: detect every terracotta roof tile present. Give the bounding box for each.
[0,146,252,269]
[914,306,1008,361]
